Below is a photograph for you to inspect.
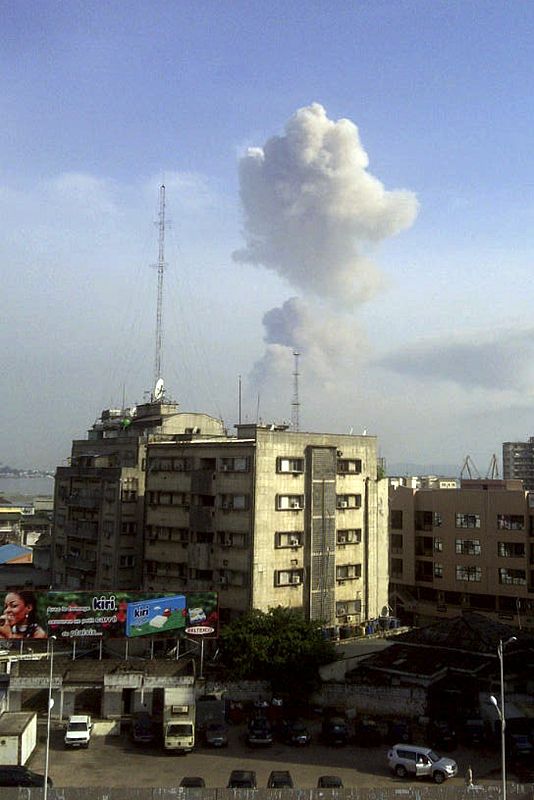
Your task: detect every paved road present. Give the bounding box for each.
[27,721,511,790]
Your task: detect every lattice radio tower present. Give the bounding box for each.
[153,184,167,388]
[291,350,300,432]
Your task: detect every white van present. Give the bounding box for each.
[64,715,93,749]
[388,744,458,783]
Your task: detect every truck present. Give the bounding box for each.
[163,679,196,753]
[64,715,93,749]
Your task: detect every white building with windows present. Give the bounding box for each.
[144,423,388,626]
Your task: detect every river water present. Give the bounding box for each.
[0,476,54,499]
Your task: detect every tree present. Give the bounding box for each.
[219,607,338,698]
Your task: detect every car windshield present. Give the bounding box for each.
[68,723,88,731]
[167,723,193,736]
[428,751,440,763]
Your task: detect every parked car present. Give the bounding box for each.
[322,716,350,746]
[317,776,343,788]
[354,718,382,747]
[247,716,273,746]
[204,722,228,748]
[64,714,93,748]
[267,770,294,788]
[179,777,205,788]
[0,767,52,787]
[388,744,458,784]
[227,770,257,788]
[428,719,457,751]
[131,712,156,744]
[386,719,412,744]
[278,718,312,746]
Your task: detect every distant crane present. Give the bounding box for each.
[460,454,500,480]
[486,454,499,479]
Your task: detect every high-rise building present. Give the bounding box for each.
[389,477,534,629]
[503,437,534,491]
[143,423,388,625]
[52,406,389,627]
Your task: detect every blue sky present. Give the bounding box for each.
[2,1,534,471]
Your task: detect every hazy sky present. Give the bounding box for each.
[2,1,534,472]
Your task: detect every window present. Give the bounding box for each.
[277,457,304,474]
[276,494,304,510]
[336,563,361,581]
[336,494,361,510]
[455,539,481,556]
[433,512,443,527]
[219,569,247,587]
[119,555,135,568]
[217,531,248,548]
[121,522,137,535]
[434,563,443,579]
[335,599,362,617]
[497,514,525,530]
[221,494,249,511]
[456,565,481,582]
[390,533,403,552]
[391,510,403,530]
[103,520,114,539]
[275,569,303,586]
[121,489,137,502]
[391,558,403,577]
[337,529,362,545]
[415,536,433,556]
[498,542,526,558]
[219,457,250,473]
[415,511,433,531]
[337,459,362,474]
[456,513,481,529]
[415,560,433,582]
[146,491,190,507]
[499,568,526,585]
[275,531,303,548]
[434,537,443,552]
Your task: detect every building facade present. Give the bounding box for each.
[51,401,225,590]
[389,478,534,629]
[503,437,534,491]
[143,423,388,626]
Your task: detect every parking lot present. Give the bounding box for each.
[25,719,515,789]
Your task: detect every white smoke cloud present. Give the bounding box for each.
[251,297,366,390]
[234,102,418,303]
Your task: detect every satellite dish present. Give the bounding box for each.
[153,378,164,401]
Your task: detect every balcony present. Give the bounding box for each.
[66,493,102,509]
[64,521,98,541]
[65,556,96,572]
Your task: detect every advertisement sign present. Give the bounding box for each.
[0,588,218,642]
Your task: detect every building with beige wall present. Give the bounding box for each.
[52,401,225,590]
[389,477,534,629]
[144,424,388,626]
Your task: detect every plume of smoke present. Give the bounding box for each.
[250,297,366,390]
[234,102,418,303]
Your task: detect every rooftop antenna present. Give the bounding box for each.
[153,184,167,392]
[238,375,242,425]
[291,350,300,432]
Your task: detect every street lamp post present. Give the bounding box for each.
[44,636,57,800]
[490,635,517,800]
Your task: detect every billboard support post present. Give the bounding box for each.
[99,639,103,661]
[200,638,205,679]
[175,637,180,661]
[72,640,76,661]
[125,640,129,661]
[150,639,154,660]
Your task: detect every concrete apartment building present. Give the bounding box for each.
[52,401,225,590]
[389,477,534,629]
[503,436,534,491]
[143,423,388,626]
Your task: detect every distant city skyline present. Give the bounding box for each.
[2,2,534,469]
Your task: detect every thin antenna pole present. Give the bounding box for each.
[238,375,242,425]
[153,184,166,387]
[291,350,300,432]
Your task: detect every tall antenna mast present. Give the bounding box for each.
[153,184,167,388]
[291,350,300,432]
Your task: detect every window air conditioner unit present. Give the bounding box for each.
[339,501,348,509]
[221,465,229,471]
[337,606,347,616]
[289,536,300,546]
[290,501,300,509]
[346,615,356,623]
[290,574,301,585]
[219,576,228,586]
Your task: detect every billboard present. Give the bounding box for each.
[0,589,218,641]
